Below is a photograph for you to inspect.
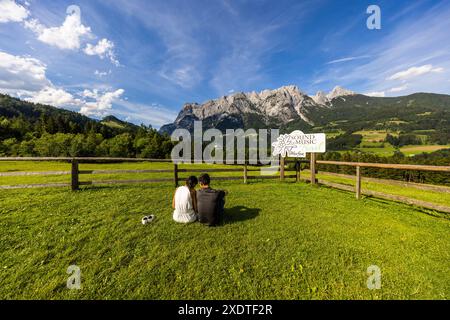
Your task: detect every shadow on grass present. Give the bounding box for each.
[224,206,261,224]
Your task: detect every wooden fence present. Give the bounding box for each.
[1,156,449,213]
[309,159,450,213]
[0,157,304,191]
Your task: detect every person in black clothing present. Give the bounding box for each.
[196,174,226,227]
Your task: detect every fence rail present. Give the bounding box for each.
[316,160,450,172]
[310,158,450,213]
[0,157,302,191]
[0,157,173,163]
[1,156,449,213]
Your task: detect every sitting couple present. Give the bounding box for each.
[172,174,226,227]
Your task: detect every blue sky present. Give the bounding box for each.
[0,0,449,128]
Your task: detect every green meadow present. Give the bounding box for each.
[348,130,450,156]
[0,161,449,300]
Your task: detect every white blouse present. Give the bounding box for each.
[173,186,197,224]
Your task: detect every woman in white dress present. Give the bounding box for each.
[172,176,198,224]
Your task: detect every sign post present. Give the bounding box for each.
[295,160,301,182]
[272,131,326,185]
[310,153,316,185]
[280,156,285,181]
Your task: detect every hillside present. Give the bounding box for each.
[0,94,173,158]
[160,86,450,155]
[0,94,140,138]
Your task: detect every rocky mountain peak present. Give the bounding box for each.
[160,84,357,134]
[312,91,329,105]
[327,86,356,100]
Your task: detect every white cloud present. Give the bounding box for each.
[94,69,111,77]
[365,85,409,97]
[0,0,29,23]
[23,6,119,66]
[80,88,125,116]
[84,38,119,66]
[0,51,124,116]
[0,51,49,94]
[114,100,178,128]
[387,64,444,81]
[389,84,408,93]
[84,38,112,56]
[365,91,385,97]
[326,55,371,65]
[25,9,92,50]
[0,52,81,107]
[27,86,81,107]
[159,65,200,89]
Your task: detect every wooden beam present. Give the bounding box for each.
[356,166,362,200]
[317,160,450,172]
[310,153,316,185]
[80,178,174,186]
[0,171,70,177]
[71,160,79,191]
[316,179,450,214]
[248,175,297,180]
[0,157,173,163]
[243,163,248,184]
[364,190,450,214]
[0,183,71,190]
[178,168,245,173]
[295,161,301,182]
[174,164,179,188]
[316,171,450,194]
[79,169,173,175]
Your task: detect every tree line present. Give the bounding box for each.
[0,116,174,158]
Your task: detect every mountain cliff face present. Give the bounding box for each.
[160,85,355,134]
[159,86,450,139]
[312,87,356,106]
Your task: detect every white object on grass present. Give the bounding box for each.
[141,215,155,225]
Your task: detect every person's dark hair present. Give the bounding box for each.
[186,176,198,189]
[199,173,211,186]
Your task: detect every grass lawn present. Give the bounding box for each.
[399,145,450,156]
[355,130,391,143]
[0,175,449,299]
[355,144,397,156]
[353,130,397,156]
[350,130,450,157]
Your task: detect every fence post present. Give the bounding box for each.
[295,160,301,182]
[356,165,362,200]
[310,153,316,185]
[174,163,179,188]
[71,159,79,191]
[280,157,285,181]
[243,163,248,184]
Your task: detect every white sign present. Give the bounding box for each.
[272,130,326,158]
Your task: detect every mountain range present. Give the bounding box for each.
[159,86,450,142]
[1,84,450,151]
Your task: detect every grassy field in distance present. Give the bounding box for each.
[399,145,450,156]
[326,130,450,157]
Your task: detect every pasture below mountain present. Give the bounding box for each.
[0,173,449,299]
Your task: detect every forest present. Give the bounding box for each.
[0,94,174,158]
